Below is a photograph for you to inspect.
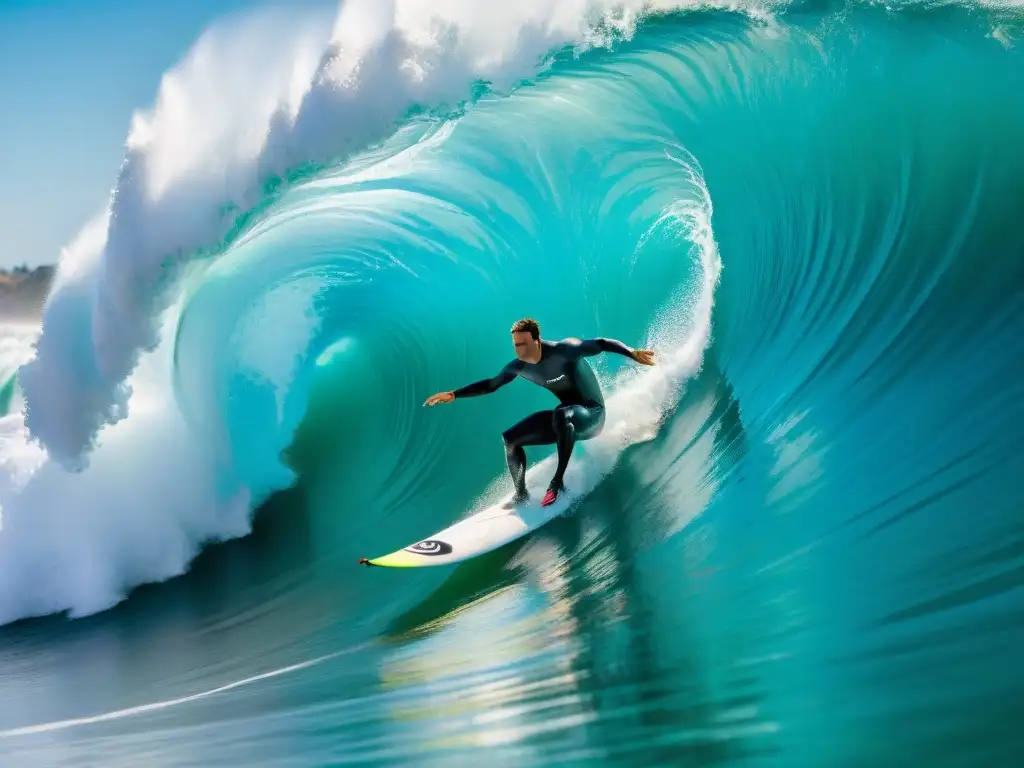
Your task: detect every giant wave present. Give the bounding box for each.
[1,0,1022,652]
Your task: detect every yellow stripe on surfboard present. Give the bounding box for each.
[359,550,425,568]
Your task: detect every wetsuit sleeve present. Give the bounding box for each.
[564,337,635,359]
[452,361,519,398]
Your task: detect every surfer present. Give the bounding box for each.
[424,318,655,507]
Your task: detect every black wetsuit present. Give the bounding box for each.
[452,337,634,500]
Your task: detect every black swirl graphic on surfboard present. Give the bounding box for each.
[404,539,453,556]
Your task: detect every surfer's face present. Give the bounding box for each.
[512,331,541,362]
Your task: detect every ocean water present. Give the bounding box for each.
[2,0,1023,765]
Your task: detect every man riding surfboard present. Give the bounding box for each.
[424,318,655,507]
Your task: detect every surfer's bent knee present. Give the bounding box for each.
[552,406,574,429]
[502,425,521,448]
[553,403,605,440]
[554,404,599,425]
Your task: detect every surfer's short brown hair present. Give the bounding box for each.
[511,317,540,339]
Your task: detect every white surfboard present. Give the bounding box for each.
[359,470,583,568]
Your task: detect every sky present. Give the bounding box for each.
[0,0,331,270]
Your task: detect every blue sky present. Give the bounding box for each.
[0,0,330,269]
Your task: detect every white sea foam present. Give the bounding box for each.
[0,315,253,624]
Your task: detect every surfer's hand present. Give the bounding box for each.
[631,349,656,365]
[424,391,455,406]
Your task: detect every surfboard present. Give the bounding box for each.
[358,483,580,568]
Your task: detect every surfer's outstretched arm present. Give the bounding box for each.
[563,337,656,365]
[452,363,518,398]
[571,337,635,357]
[424,361,521,406]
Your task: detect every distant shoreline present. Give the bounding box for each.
[0,264,55,321]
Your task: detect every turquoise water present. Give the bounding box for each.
[2,2,1024,765]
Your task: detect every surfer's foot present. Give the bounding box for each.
[541,480,565,507]
[502,491,530,509]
